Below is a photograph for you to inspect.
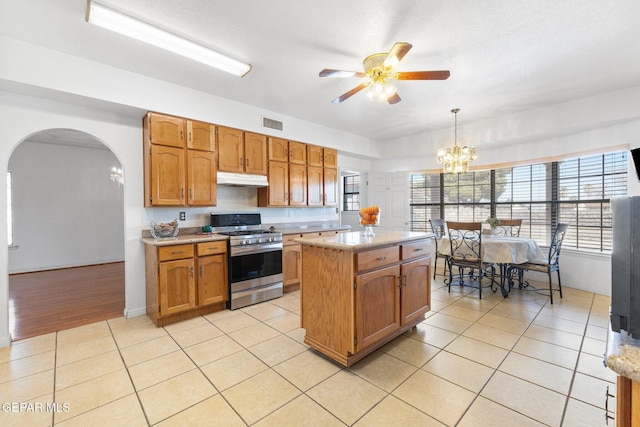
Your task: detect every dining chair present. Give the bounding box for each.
[507,223,570,304]
[429,219,449,280]
[493,218,523,237]
[446,221,495,299]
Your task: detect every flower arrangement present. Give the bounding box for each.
[486,217,500,229]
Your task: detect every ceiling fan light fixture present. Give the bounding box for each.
[437,109,477,174]
[85,1,251,77]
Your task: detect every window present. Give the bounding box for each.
[410,150,628,252]
[7,171,13,247]
[343,175,360,211]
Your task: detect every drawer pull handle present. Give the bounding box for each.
[377,256,386,261]
[171,251,183,255]
[414,248,424,251]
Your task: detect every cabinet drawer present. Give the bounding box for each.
[197,241,227,256]
[357,246,399,272]
[158,244,194,261]
[401,239,431,260]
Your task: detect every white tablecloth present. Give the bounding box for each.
[439,235,546,264]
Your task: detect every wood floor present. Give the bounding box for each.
[9,262,125,341]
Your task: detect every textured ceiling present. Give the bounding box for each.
[2,0,640,142]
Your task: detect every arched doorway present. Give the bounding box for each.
[7,129,125,340]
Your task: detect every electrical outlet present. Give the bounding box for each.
[179,212,186,221]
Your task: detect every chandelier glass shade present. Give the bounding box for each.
[436,108,476,173]
[110,166,124,186]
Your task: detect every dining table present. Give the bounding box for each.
[438,234,547,297]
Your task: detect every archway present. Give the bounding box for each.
[7,128,125,340]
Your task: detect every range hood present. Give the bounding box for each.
[217,171,269,187]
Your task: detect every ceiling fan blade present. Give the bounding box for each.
[330,83,368,104]
[387,93,401,105]
[319,69,366,78]
[383,42,412,68]
[396,70,450,80]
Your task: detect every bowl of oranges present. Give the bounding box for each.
[359,205,380,237]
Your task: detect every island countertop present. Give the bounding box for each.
[295,230,433,251]
[606,328,640,382]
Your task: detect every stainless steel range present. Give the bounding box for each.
[211,213,283,310]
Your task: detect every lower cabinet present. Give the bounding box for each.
[616,375,640,427]
[301,237,431,366]
[145,240,228,326]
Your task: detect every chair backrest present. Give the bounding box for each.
[446,221,482,262]
[548,223,570,267]
[429,219,446,240]
[493,219,522,237]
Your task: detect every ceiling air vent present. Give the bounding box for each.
[262,117,283,131]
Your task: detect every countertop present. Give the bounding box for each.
[275,225,351,235]
[141,233,228,246]
[295,230,434,251]
[605,328,640,382]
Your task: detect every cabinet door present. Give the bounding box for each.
[323,167,338,206]
[267,161,289,206]
[217,126,244,173]
[187,150,216,206]
[187,120,214,151]
[147,113,186,148]
[323,148,338,168]
[307,166,324,206]
[198,254,227,306]
[244,132,268,175]
[400,257,431,325]
[355,265,401,351]
[150,145,185,206]
[289,163,307,206]
[268,137,289,162]
[159,258,195,315]
[307,145,324,167]
[283,243,301,288]
[288,141,307,164]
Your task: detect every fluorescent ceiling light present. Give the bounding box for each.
[85,1,251,77]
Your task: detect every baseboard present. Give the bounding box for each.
[0,333,12,348]
[124,306,147,319]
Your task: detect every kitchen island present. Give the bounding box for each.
[296,230,433,366]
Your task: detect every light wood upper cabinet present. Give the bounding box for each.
[217,126,244,173]
[324,167,338,207]
[147,112,186,148]
[324,148,338,168]
[187,150,216,206]
[268,137,289,162]
[149,145,185,206]
[186,120,214,151]
[307,166,324,207]
[307,145,324,167]
[289,163,307,206]
[259,161,289,206]
[244,132,268,175]
[288,141,307,164]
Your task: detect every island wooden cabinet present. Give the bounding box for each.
[300,233,431,366]
[217,127,268,175]
[144,112,216,207]
[616,376,640,427]
[145,240,228,326]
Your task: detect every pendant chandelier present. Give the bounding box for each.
[437,108,476,173]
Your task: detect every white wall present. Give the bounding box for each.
[8,140,124,273]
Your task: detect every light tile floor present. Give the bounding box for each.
[0,277,617,426]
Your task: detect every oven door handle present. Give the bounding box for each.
[230,243,283,256]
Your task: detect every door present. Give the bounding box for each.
[400,257,431,325]
[369,172,409,231]
[187,150,216,206]
[355,265,401,350]
[267,161,289,206]
[288,141,307,164]
[268,137,289,162]
[282,243,301,288]
[217,126,244,173]
[159,258,195,315]
[323,148,338,168]
[150,145,185,206]
[307,145,323,167]
[244,132,268,175]
[198,254,227,306]
[289,163,307,206]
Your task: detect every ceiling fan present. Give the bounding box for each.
[319,42,450,105]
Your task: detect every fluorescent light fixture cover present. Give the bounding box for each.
[86,1,251,77]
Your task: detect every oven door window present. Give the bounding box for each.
[230,251,282,283]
